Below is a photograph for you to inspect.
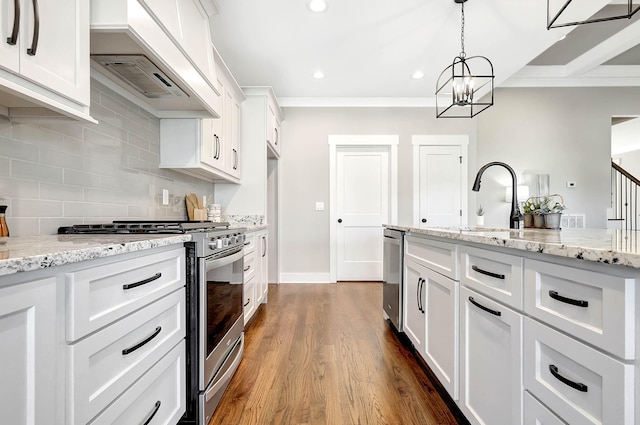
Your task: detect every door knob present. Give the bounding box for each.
[421,218,427,223]
[338,218,343,223]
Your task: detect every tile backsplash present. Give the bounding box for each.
[0,79,213,236]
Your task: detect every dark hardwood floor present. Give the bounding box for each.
[209,282,461,425]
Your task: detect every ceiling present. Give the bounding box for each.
[208,0,640,107]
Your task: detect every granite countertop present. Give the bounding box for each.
[386,225,640,269]
[0,234,191,277]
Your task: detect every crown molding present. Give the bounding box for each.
[278,97,437,108]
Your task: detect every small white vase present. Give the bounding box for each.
[476,215,485,227]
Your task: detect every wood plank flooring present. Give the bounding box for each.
[209,282,461,425]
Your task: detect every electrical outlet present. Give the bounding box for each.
[315,202,324,211]
[162,189,169,205]
[566,181,576,188]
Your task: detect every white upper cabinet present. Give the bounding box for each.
[266,99,282,158]
[159,52,243,183]
[0,0,91,121]
[90,0,220,117]
[138,0,216,91]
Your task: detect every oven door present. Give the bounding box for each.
[199,247,244,390]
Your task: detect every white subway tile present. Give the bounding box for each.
[63,169,101,188]
[0,137,39,161]
[64,202,102,217]
[11,160,63,184]
[13,199,63,217]
[40,183,83,201]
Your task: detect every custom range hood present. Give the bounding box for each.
[90,0,221,117]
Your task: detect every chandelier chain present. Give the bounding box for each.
[460,0,465,58]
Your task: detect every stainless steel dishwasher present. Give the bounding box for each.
[383,228,404,332]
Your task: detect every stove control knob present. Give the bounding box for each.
[228,235,236,245]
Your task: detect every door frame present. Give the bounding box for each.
[329,135,399,283]
[412,135,469,228]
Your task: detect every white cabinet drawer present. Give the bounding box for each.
[524,391,565,425]
[524,258,635,360]
[524,318,634,425]
[243,280,256,325]
[68,289,185,425]
[89,341,186,425]
[66,246,185,341]
[244,250,256,283]
[405,235,458,279]
[460,245,523,310]
[244,232,256,254]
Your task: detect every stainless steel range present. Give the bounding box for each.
[59,221,246,425]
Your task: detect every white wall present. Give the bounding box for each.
[477,87,640,229]
[279,87,640,280]
[279,107,476,280]
[0,79,213,236]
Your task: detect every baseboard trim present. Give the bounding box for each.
[279,273,333,283]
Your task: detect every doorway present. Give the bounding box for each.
[412,135,469,228]
[329,135,398,283]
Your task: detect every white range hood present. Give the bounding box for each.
[90,0,221,118]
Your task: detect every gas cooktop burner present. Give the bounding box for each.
[58,220,230,234]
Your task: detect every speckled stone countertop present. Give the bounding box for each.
[385,225,640,269]
[0,234,191,277]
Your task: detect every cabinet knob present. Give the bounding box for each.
[421,218,427,223]
[338,218,343,223]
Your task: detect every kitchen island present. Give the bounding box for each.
[385,225,640,425]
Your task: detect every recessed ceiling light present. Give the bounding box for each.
[307,0,327,13]
[312,71,325,79]
[412,71,425,80]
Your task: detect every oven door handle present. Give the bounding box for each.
[205,248,244,272]
[205,336,244,402]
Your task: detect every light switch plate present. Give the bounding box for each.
[162,189,169,205]
[315,202,324,211]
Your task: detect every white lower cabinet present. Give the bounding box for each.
[423,266,459,400]
[524,317,634,425]
[0,277,59,425]
[257,229,268,303]
[404,235,459,400]
[67,289,185,425]
[403,258,426,354]
[88,342,185,425]
[524,391,565,425]
[459,286,523,425]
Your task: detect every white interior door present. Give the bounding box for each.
[418,145,463,228]
[336,147,389,281]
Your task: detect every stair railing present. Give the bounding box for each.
[611,161,640,231]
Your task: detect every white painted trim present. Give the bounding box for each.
[279,273,332,284]
[328,135,399,146]
[411,135,470,228]
[503,65,640,88]
[329,135,399,283]
[279,97,436,108]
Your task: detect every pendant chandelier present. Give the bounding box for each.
[436,0,494,118]
[547,0,640,29]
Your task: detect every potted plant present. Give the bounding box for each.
[522,199,539,228]
[476,205,485,227]
[540,195,566,229]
